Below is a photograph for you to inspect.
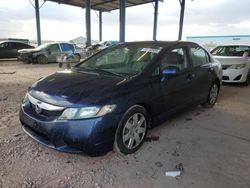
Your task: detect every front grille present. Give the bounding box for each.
[20,53,30,59]
[222,65,231,70]
[31,102,63,118]
[222,76,230,80]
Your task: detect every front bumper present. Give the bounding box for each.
[19,103,122,156]
[18,55,33,63]
[222,68,249,83]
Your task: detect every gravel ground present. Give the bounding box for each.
[0,60,250,188]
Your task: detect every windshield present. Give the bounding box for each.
[77,45,162,76]
[36,43,51,50]
[211,46,250,56]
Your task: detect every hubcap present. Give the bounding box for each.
[122,113,147,150]
[209,84,218,104]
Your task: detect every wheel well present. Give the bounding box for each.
[75,53,81,58]
[214,78,221,90]
[136,103,153,128]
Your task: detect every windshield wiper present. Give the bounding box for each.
[89,68,126,78]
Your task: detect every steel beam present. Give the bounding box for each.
[85,0,91,46]
[35,0,41,45]
[119,0,126,42]
[153,0,159,41]
[178,0,186,40]
[99,10,102,41]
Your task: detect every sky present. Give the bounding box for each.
[0,0,250,42]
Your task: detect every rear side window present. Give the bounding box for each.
[190,47,209,67]
[61,43,74,53]
[0,42,9,48]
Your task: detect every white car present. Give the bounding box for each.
[211,45,250,86]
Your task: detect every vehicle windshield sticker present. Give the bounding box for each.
[141,48,161,54]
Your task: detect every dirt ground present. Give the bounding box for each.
[0,60,250,188]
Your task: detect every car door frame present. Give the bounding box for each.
[147,43,195,119]
[187,43,214,102]
[47,43,62,62]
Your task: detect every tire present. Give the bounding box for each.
[202,81,219,108]
[114,105,149,155]
[244,71,250,86]
[37,55,48,64]
[75,54,81,62]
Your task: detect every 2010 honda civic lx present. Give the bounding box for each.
[19,41,222,156]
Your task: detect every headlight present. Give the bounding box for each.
[230,64,246,69]
[58,105,116,120]
[22,93,29,105]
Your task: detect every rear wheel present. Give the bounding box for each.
[37,55,48,64]
[114,105,149,155]
[202,81,219,108]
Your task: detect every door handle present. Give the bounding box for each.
[186,73,195,80]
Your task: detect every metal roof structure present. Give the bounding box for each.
[32,0,186,47]
[47,0,158,12]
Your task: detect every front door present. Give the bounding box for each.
[46,44,62,62]
[159,46,193,113]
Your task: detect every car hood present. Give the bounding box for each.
[213,56,248,65]
[29,69,128,107]
[18,48,41,53]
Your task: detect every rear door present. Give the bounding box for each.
[0,42,13,58]
[60,43,75,54]
[188,44,213,102]
[0,42,9,58]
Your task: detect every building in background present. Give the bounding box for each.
[187,35,250,51]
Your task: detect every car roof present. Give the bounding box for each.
[43,42,74,45]
[120,40,198,47]
[215,44,250,47]
[0,40,29,44]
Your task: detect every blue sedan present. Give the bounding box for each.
[19,41,222,156]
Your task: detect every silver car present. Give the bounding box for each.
[211,45,250,86]
[18,42,85,64]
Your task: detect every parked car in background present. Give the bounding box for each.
[0,41,34,58]
[18,42,84,64]
[98,41,119,50]
[85,41,119,57]
[19,41,222,156]
[211,45,250,86]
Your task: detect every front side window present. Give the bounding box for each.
[190,47,209,67]
[78,45,162,76]
[161,47,187,72]
[47,44,60,53]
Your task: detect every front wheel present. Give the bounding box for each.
[244,71,250,86]
[37,55,48,64]
[75,54,81,62]
[202,81,219,108]
[114,105,149,155]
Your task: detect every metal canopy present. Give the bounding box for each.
[47,0,156,12]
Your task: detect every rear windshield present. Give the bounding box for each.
[211,46,250,56]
